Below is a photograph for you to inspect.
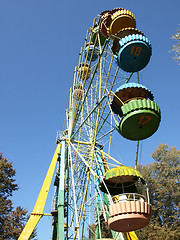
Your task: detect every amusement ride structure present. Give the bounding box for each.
[18,7,161,240]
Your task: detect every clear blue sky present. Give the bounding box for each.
[0,0,180,239]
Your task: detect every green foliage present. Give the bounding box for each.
[89,221,112,239]
[171,26,180,64]
[0,153,37,239]
[0,153,18,197]
[137,144,180,240]
[101,221,113,238]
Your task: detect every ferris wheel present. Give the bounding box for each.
[18,7,161,240]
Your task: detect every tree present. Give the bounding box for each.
[171,26,180,64]
[137,144,180,240]
[0,153,37,239]
[89,221,112,239]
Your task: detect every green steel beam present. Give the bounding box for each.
[57,139,66,240]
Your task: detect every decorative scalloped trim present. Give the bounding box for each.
[115,83,154,100]
[119,34,151,48]
[117,27,144,37]
[109,201,152,216]
[110,84,154,116]
[111,9,136,21]
[111,28,144,45]
[121,99,161,117]
[105,166,144,181]
[107,9,136,38]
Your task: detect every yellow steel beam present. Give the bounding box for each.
[126,231,139,240]
[18,143,61,240]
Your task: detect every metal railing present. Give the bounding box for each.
[112,193,147,204]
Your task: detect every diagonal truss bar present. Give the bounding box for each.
[70,142,97,179]
[71,94,107,140]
